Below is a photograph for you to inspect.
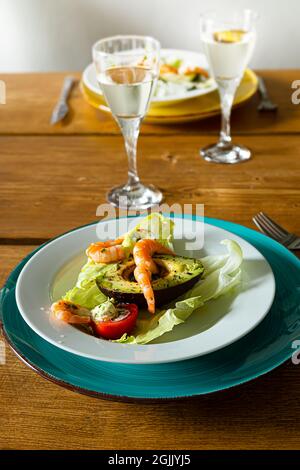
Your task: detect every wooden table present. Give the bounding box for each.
[1,70,300,450]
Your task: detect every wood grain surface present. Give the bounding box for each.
[0,71,300,450]
[0,134,299,240]
[0,70,299,136]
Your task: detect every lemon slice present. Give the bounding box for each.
[214,29,246,44]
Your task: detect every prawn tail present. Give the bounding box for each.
[134,265,155,314]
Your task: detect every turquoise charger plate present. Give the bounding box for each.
[1,217,300,401]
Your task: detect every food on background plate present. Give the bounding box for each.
[154,56,213,99]
[51,213,243,344]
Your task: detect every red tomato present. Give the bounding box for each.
[92,304,138,340]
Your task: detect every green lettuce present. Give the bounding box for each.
[63,262,111,309]
[122,212,174,253]
[116,240,243,344]
[64,282,107,310]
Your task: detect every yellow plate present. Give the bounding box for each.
[81,69,258,124]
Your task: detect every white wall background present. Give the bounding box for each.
[0,0,299,72]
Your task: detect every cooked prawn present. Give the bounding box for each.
[160,64,179,75]
[184,66,209,78]
[134,264,156,314]
[86,238,125,264]
[51,300,91,324]
[133,239,175,314]
[133,239,174,274]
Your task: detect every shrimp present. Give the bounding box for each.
[51,300,91,324]
[160,64,179,75]
[184,66,209,78]
[134,265,156,314]
[86,238,125,264]
[133,239,175,314]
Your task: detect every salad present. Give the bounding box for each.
[154,56,213,99]
[51,213,243,344]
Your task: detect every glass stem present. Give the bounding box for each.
[117,117,141,190]
[217,79,239,146]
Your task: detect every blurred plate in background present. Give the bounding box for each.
[82,67,258,124]
[83,49,217,106]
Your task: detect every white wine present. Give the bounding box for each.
[92,35,162,209]
[202,29,256,80]
[97,66,155,118]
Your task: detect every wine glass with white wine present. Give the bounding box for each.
[93,35,162,209]
[200,10,257,163]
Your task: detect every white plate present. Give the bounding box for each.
[16,217,275,364]
[83,48,217,105]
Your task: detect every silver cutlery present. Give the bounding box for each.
[50,76,76,124]
[257,77,278,112]
[253,212,300,250]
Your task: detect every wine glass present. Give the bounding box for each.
[200,10,257,163]
[93,35,162,209]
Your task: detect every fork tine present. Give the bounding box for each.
[254,214,281,240]
[259,212,289,238]
[256,213,282,239]
[253,213,299,249]
[253,216,270,236]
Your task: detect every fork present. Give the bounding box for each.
[257,77,278,112]
[253,212,300,250]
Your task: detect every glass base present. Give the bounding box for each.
[200,141,251,164]
[107,182,163,210]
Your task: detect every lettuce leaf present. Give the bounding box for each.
[116,240,243,344]
[122,212,174,253]
[64,282,107,310]
[117,296,204,344]
[63,262,111,309]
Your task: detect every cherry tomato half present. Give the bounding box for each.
[92,303,138,340]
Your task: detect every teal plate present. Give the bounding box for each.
[1,217,300,401]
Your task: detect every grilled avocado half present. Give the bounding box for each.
[96,254,204,309]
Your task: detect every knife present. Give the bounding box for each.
[50,76,76,125]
